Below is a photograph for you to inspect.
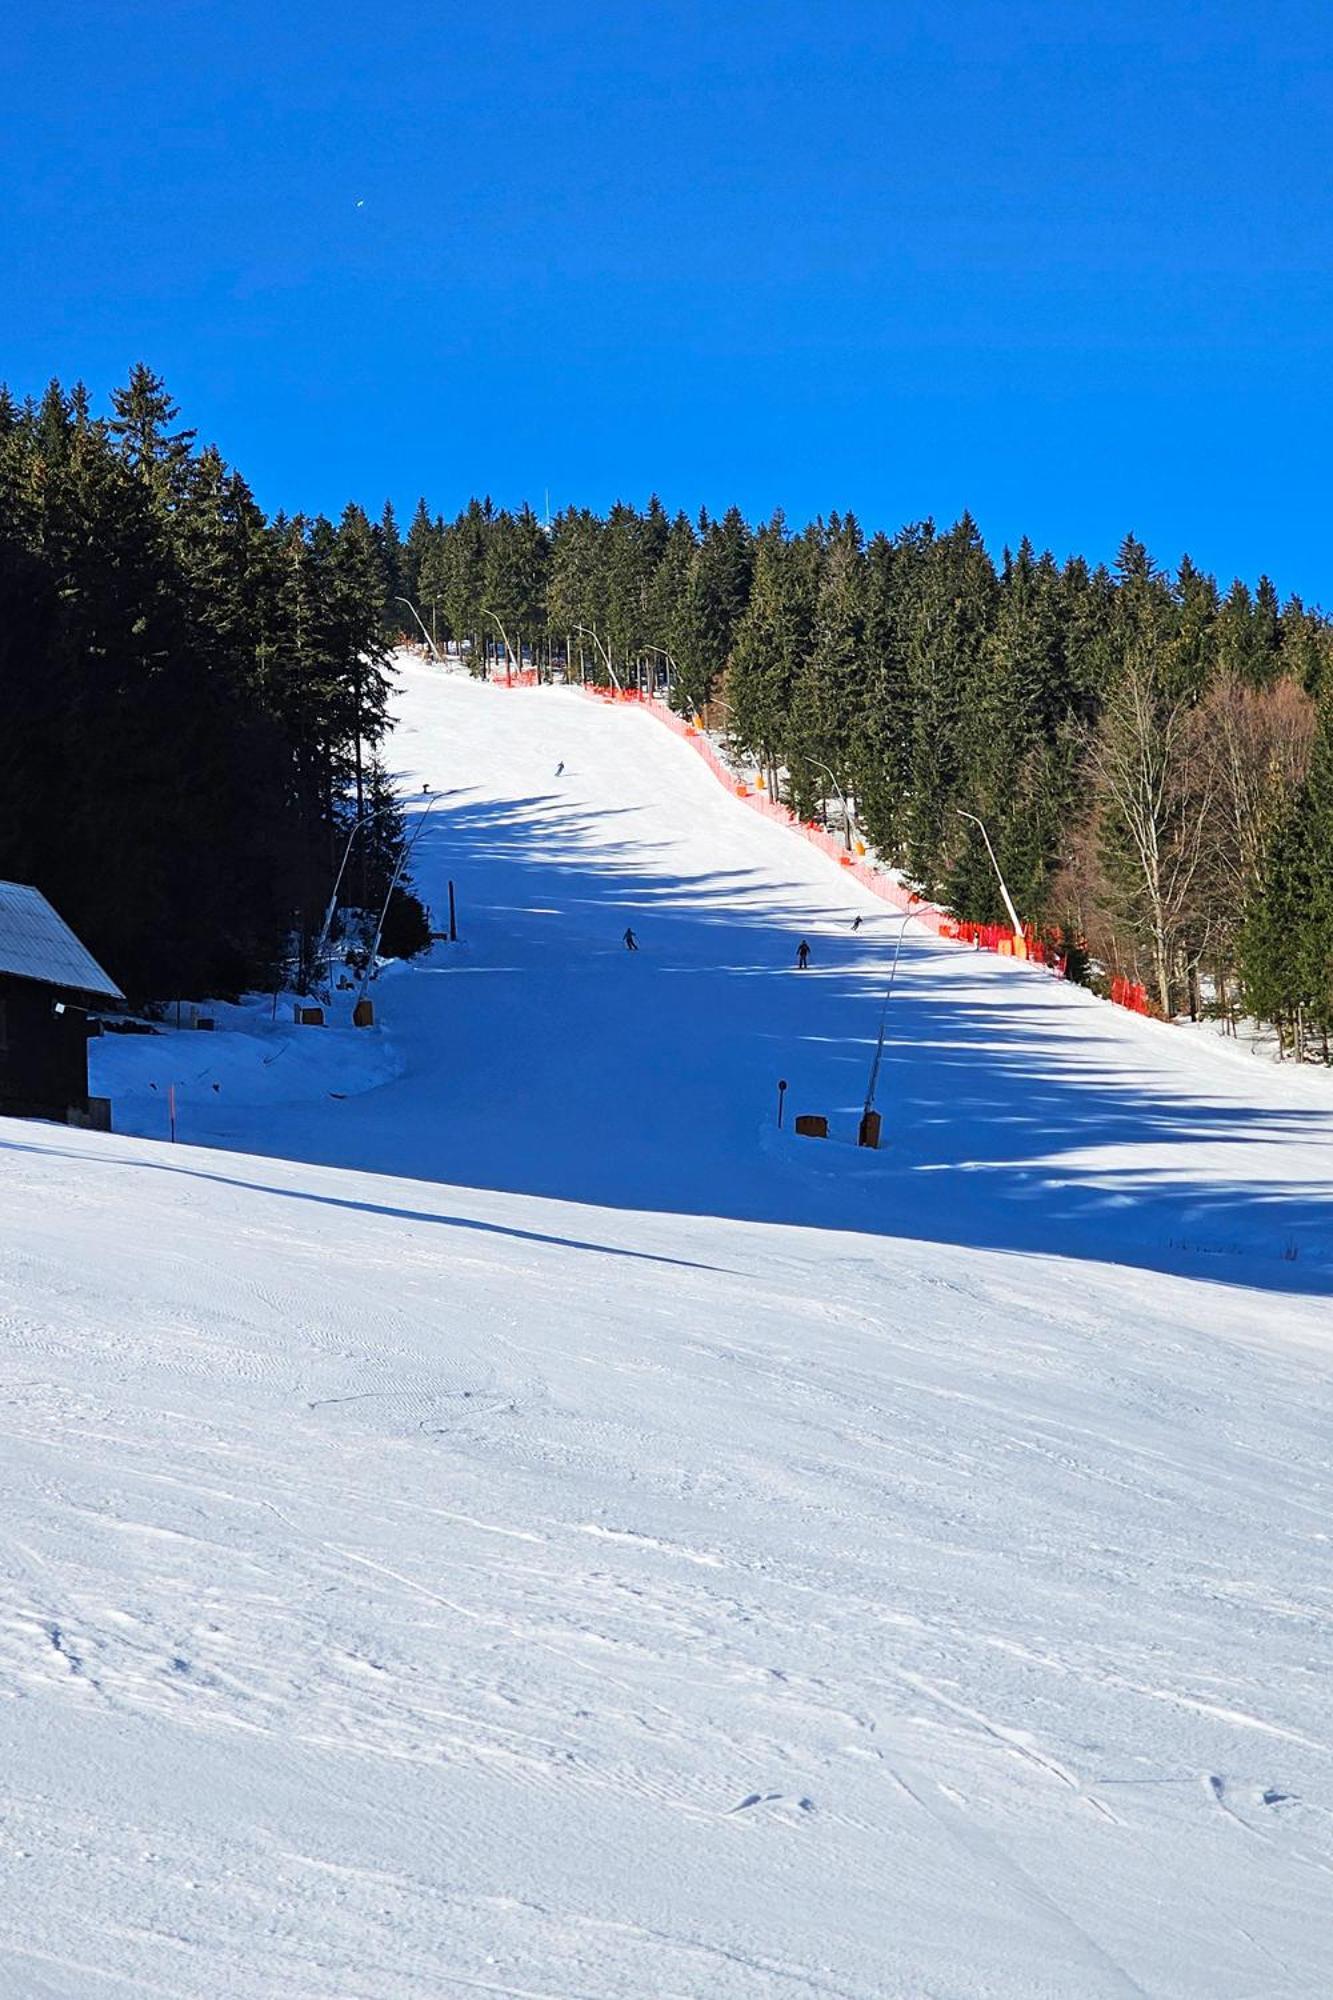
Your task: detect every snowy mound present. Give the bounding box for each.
[95,992,404,1141]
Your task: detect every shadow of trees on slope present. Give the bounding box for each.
[401,789,1333,1297]
[87,786,1333,1300]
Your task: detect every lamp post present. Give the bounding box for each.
[806,757,855,851]
[353,793,444,1013]
[310,793,429,997]
[483,608,518,686]
[641,643,679,699]
[573,624,622,692]
[394,597,443,664]
[956,809,1023,937]
[860,912,914,1144]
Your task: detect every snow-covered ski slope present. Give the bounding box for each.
[3,660,1331,1999]
[102,658,1333,1285]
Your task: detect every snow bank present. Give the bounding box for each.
[93,990,404,1140]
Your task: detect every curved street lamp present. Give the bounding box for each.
[353,793,445,1012]
[394,597,443,663]
[805,757,856,851]
[483,608,518,686]
[957,808,1023,937]
[310,793,432,996]
[573,623,622,693]
[641,642,679,698]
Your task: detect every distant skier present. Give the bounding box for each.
[555,761,565,776]
[851,914,862,932]
[796,939,811,970]
[623,927,639,951]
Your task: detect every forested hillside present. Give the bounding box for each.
[4,373,1332,1054]
[0,370,398,999]
[394,496,1333,1051]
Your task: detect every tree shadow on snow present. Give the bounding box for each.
[77,784,1333,1301]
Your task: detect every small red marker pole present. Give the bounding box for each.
[777,1078,788,1129]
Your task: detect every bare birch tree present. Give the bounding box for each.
[1187,672,1315,1020]
[1087,642,1215,1017]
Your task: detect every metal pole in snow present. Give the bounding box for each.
[574,624,622,693]
[394,597,444,663]
[956,809,1023,939]
[807,758,856,850]
[642,643,680,699]
[448,880,458,943]
[484,610,516,686]
[168,1084,176,1143]
[311,796,408,998]
[861,914,913,1123]
[353,794,443,1012]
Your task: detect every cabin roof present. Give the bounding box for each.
[0,881,125,1004]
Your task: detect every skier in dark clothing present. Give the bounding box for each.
[796,939,811,969]
[851,914,862,932]
[623,927,639,951]
[555,761,565,776]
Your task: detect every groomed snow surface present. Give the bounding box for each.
[4,659,1331,1998]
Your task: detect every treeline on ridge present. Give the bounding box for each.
[3,371,1332,1058]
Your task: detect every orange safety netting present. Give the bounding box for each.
[1109,974,1150,1015]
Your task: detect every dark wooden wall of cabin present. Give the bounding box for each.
[0,974,91,1118]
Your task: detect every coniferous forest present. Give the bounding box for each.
[0,371,399,1000]
[5,372,1333,1057]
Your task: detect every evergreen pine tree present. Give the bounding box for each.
[904,514,997,888]
[788,514,863,829]
[375,500,405,637]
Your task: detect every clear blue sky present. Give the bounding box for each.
[9,1,1333,596]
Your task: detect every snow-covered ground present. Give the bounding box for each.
[96,993,404,1141]
[3,659,1330,1997]
[97,661,1333,1286]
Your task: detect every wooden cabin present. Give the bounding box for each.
[0,880,124,1128]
